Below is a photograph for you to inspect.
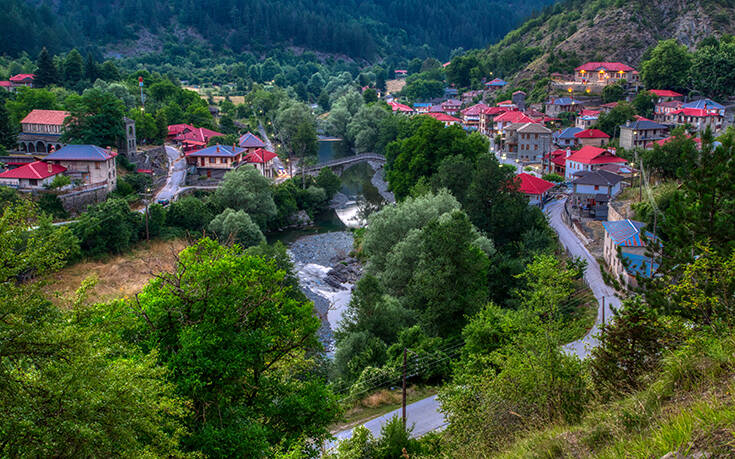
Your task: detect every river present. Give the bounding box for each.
[282,140,393,350]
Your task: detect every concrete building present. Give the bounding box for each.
[619,119,669,150]
[574,128,610,147]
[570,169,625,219]
[503,122,552,163]
[0,160,66,190]
[564,145,627,180]
[44,145,118,192]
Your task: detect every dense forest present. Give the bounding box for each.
[1,0,556,60]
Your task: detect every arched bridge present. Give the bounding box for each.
[300,153,386,176]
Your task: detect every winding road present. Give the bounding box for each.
[329,197,623,448]
[154,145,187,203]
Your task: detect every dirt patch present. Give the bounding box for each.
[386,79,406,95]
[213,95,245,105]
[45,239,188,308]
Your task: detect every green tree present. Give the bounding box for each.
[601,82,624,103]
[362,88,378,104]
[84,52,97,82]
[165,195,213,231]
[213,165,277,230]
[63,49,85,87]
[98,61,121,82]
[0,202,182,457]
[640,39,693,93]
[0,102,17,151]
[633,90,657,119]
[594,102,635,137]
[135,238,339,457]
[346,104,391,153]
[72,198,142,256]
[62,88,125,146]
[315,167,342,199]
[208,208,266,247]
[5,87,59,127]
[34,47,59,88]
[690,38,735,99]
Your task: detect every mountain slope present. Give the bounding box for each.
[482,0,735,84]
[2,0,557,61]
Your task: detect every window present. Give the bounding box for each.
[95,162,100,169]
[594,185,599,190]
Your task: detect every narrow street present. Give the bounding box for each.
[545,198,622,357]
[329,197,623,448]
[154,145,187,202]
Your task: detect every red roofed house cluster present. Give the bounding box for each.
[185,132,277,178]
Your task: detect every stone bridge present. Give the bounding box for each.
[300,153,386,176]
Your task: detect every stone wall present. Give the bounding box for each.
[58,185,109,214]
[185,168,228,186]
[127,147,168,178]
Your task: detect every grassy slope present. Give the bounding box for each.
[44,238,187,307]
[495,332,735,458]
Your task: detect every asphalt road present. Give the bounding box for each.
[155,145,187,203]
[326,395,446,450]
[545,198,622,358]
[328,197,623,449]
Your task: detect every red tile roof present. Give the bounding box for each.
[461,103,490,116]
[10,74,35,82]
[567,146,626,165]
[546,149,571,167]
[482,106,508,116]
[0,81,11,87]
[646,135,702,149]
[175,127,225,143]
[600,102,619,109]
[426,112,461,123]
[496,100,514,106]
[494,111,539,124]
[0,161,66,180]
[389,101,414,112]
[517,173,555,195]
[244,148,278,163]
[168,123,194,136]
[575,128,610,139]
[576,62,635,72]
[649,89,683,98]
[20,109,70,125]
[672,108,721,118]
[580,109,600,117]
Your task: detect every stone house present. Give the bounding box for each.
[570,169,625,219]
[601,219,658,289]
[503,122,553,163]
[574,128,610,147]
[574,62,637,84]
[17,109,70,154]
[44,145,118,192]
[619,119,669,150]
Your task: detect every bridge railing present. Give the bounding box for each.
[301,153,386,172]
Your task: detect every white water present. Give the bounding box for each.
[292,262,353,332]
[334,201,364,228]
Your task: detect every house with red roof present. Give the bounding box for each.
[169,124,225,152]
[0,161,66,190]
[425,112,462,127]
[645,134,702,150]
[564,145,626,180]
[670,107,725,133]
[44,145,118,192]
[461,103,490,129]
[389,101,414,114]
[461,90,484,105]
[516,173,555,207]
[653,100,683,124]
[479,106,508,136]
[575,109,600,130]
[244,148,279,178]
[493,110,540,135]
[600,102,619,113]
[543,148,570,176]
[186,144,247,170]
[0,81,11,91]
[649,89,684,103]
[17,109,70,154]
[9,74,35,90]
[574,128,610,147]
[394,70,408,78]
[441,99,461,115]
[574,62,637,84]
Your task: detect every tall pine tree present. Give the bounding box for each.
[0,101,17,152]
[63,49,84,87]
[35,47,59,88]
[84,53,98,82]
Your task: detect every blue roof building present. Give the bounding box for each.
[45,144,116,161]
[683,98,724,111]
[602,219,659,288]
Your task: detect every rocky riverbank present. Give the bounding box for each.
[371,166,395,203]
[288,231,361,349]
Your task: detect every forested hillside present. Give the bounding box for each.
[449,0,735,86]
[1,0,556,61]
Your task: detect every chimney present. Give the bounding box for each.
[47,162,52,174]
[216,145,220,153]
[566,148,571,158]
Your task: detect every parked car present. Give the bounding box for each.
[156,198,170,206]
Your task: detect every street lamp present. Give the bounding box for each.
[145,187,151,241]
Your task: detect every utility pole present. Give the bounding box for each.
[602,295,605,325]
[402,347,407,428]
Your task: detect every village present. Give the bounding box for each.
[2,59,729,292]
